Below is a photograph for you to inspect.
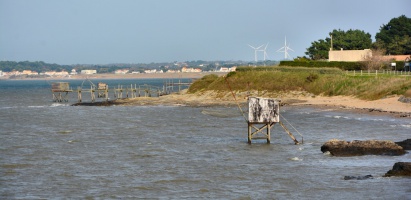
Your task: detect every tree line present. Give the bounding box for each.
[304,15,411,60]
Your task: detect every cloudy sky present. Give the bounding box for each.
[0,0,409,65]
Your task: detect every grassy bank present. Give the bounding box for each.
[188,66,411,100]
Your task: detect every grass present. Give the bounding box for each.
[188,66,411,100]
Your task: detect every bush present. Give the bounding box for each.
[279,61,365,70]
[187,74,219,93]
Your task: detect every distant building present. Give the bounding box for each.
[219,66,237,72]
[166,69,180,73]
[329,49,372,62]
[81,70,97,74]
[0,70,3,76]
[181,67,202,73]
[45,71,56,76]
[114,69,129,74]
[22,70,39,75]
[55,71,69,76]
[144,69,157,74]
[381,55,411,61]
[70,69,77,75]
[329,49,411,63]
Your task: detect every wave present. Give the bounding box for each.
[201,109,242,118]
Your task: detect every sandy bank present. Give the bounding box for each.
[109,90,411,118]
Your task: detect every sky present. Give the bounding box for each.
[0,0,409,65]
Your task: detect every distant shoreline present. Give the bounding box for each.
[0,72,227,80]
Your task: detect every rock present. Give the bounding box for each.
[320,139,406,156]
[398,96,411,104]
[384,162,411,177]
[344,175,373,180]
[395,139,411,150]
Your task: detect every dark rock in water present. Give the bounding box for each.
[395,139,411,150]
[321,139,406,156]
[344,175,373,180]
[71,100,124,106]
[384,162,411,177]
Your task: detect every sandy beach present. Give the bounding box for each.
[111,89,411,118]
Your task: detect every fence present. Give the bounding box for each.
[345,70,411,77]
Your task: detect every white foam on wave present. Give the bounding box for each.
[50,103,68,107]
[401,124,411,128]
[289,157,303,161]
[0,106,18,110]
[28,105,46,108]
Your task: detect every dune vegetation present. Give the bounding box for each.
[188,66,411,100]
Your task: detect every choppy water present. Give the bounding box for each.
[1,79,410,199]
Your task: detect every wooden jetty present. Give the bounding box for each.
[51,79,192,103]
[247,97,300,144]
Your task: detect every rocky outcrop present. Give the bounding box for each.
[398,96,411,104]
[384,162,411,177]
[395,139,411,150]
[321,139,406,156]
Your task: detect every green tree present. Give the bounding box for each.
[305,39,330,60]
[305,29,372,60]
[375,15,411,55]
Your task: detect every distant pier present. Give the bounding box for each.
[51,79,193,103]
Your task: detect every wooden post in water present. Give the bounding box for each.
[90,85,95,102]
[77,86,82,102]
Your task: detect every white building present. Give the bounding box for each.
[81,70,97,74]
[114,69,129,74]
[144,69,157,74]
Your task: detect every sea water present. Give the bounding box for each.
[1,79,410,199]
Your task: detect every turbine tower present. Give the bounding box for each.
[276,36,294,60]
[259,42,269,61]
[248,44,264,62]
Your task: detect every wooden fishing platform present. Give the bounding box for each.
[51,79,192,103]
[51,82,73,102]
[247,97,300,144]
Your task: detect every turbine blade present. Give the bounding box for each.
[256,44,264,49]
[248,44,256,49]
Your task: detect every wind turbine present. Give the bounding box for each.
[248,44,264,62]
[259,42,269,61]
[276,36,294,60]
